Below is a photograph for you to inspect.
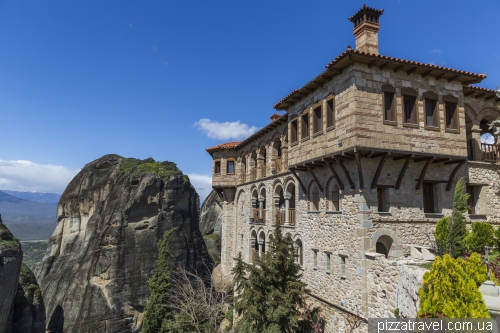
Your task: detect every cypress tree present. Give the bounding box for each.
[448,178,469,258]
[143,228,175,333]
[233,221,319,333]
[434,216,450,256]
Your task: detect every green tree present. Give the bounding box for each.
[434,216,450,256]
[465,222,495,253]
[448,178,469,258]
[418,254,490,318]
[233,221,320,333]
[143,228,175,333]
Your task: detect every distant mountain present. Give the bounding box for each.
[0,191,57,241]
[0,190,60,204]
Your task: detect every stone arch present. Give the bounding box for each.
[464,103,478,123]
[478,107,500,124]
[325,176,341,211]
[250,229,258,263]
[373,229,401,259]
[293,237,303,266]
[284,176,295,192]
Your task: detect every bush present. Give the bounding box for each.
[494,227,500,250]
[465,222,495,253]
[418,254,491,318]
[435,216,450,256]
[448,178,469,258]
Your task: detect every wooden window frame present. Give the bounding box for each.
[326,95,335,130]
[423,92,440,130]
[214,160,221,174]
[444,95,459,132]
[290,118,298,144]
[312,102,323,135]
[401,88,418,127]
[382,85,397,125]
[226,160,235,175]
[301,111,310,140]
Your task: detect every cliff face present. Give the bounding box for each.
[0,217,23,332]
[4,263,46,333]
[199,190,223,236]
[33,155,209,333]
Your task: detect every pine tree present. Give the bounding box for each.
[233,221,320,333]
[434,216,450,256]
[142,228,175,333]
[448,178,469,258]
[418,254,490,318]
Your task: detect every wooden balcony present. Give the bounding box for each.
[481,143,499,163]
[278,208,296,226]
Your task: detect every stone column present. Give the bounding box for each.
[284,193,291,226]
[471,126,483,161]
[258,195,264,223]
[258,239,264,259]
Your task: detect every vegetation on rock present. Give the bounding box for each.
[119,157,185,182]
[232,221,321,333]
[418,254,491,318]
[465,222,495,253]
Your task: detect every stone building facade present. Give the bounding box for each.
[206,5,500,331]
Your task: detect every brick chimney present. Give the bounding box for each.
[348,4,384,55]
[270,113,281,122]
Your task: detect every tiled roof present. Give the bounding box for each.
[274,46,488,110]
[348,4,384,22]
[206,141,240,152]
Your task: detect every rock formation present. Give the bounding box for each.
[33,154,209,333]
[0,216,22,332]
[199,190,223,263]
[4,263,46,333]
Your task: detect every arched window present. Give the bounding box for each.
[294,239,303,266]
[311,185,320,211]
[328,182,340,211]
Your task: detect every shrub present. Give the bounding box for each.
[418,254,490,318]
[448,178,469,258]
[494,227,500,250]
[465,222,495,253]
[434,216,450,256]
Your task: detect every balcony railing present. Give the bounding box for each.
[482,143,499,163]
[278,208,296,226]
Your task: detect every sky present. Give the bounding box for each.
[0,0,499,203]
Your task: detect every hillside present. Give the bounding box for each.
[0,190,60,204]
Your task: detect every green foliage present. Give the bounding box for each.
[394,308,400,318]
[224,309,234,331]
[119,157,184,181]
[494,227,500,250]
[465,222,495,253]
[448,178,469,258]
[0,223,7,230]
[418,254,490,318]
[434,216,450,256]
[142,228,175,333]
[233,221,319,333]
[463,252,499,286]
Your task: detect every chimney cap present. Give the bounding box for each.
[348,4,384,28]
[270,113,282,122]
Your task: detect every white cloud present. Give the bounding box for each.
[481,133,495,144]
[0,160,80,194]
[430,49,442,55]
[153,46,157,52]
[129,23,136,29]
[187,174,212,205]
[194,118,259,140]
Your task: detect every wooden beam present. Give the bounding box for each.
[447,74,461,82]
[289,168,307,194]
[415,179,448,184]
[307,166,323,192]
[415,158,433,190]
[393,154,412,161]
[328,68,343,75]
[475,93,486,99]
[324,159,344,190]
[370,151,390,159]
[392,65,405,72]
[354,151,364,189]
[421,70,434,78]
[446,160,465,191]
[368,60,378,68]
[464,91,476,97]
[342,152,355,159]
[444,159,464,165]
[395,155,411,190]
[414,156,435,163]
[376,185,394,189]
[432,158,450,164]
[379,62,390,70]
[406,67,418,75]
[371,152,388,189]
[334,157,355,189]
[434,73,447,80]
[485,95,497,101]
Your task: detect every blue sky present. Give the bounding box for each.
[0,0,499,202]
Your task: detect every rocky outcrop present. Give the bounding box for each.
[33,155,210,333]
[0,216,23,332]
[199,190,223,236]
[4,263,46,333]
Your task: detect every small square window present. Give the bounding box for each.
[425,98,438,128]
[227,161,234,174]
[214,161,221,174]
[403,95,417,124]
